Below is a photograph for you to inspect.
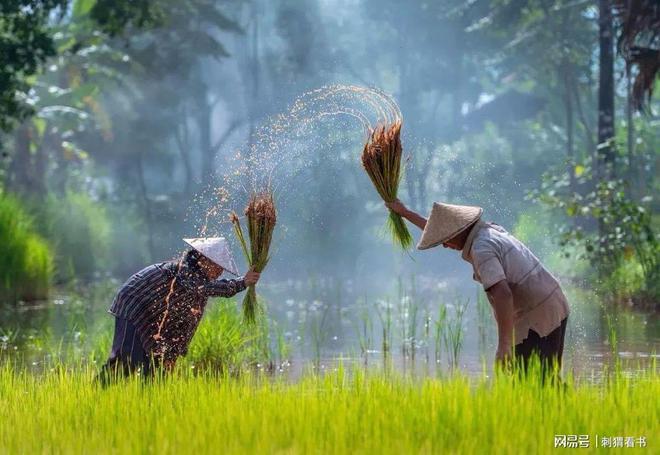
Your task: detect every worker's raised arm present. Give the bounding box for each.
[385,199,427,230]
[203,271,260,298]
[203,278,246,298]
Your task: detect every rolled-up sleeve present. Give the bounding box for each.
[203,278,247,298]
[472,240,507,290]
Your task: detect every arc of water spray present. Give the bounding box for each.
[155,84,406,337]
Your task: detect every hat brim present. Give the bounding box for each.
[416,205,483,250]
[416,216,481,250]
[183,238,239,276]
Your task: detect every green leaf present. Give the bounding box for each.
[574,164,585,177]
[73,0,96,18]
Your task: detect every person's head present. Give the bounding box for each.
[441,220,478,250]
[416,202,483,252]
[185,249,224,279]
[182,237,239,278]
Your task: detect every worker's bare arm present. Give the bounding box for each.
[384,199,427,230]
[486,279,515,364]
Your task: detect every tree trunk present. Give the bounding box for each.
[597,0,615,180]
[596,0,616,276]
[625,64,635,198]
[563,66,576,196]
[571,78,596,163]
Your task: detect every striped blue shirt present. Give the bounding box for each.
[109,260,246,361]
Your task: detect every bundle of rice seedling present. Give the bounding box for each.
[361,121,413,249]
[229,191,277,323]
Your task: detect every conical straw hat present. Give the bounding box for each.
[417,202,483,250]
[183,237,239,276]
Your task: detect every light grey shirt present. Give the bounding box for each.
[462,220,569,345]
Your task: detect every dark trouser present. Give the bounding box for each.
[514,317,568,381]
[97,317,158,385]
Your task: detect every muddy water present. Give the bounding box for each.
[1,279,658,381]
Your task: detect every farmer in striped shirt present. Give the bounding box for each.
[386,200,570,376]
[98,237,259,383]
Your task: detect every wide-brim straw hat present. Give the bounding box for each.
[183,237,239,276]
[417,202,483,250]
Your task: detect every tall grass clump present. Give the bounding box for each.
[361,121,413,249]
[230,191,277,323]
[186,298,269,374]
[37,191,112,282]
[0,192,53,302]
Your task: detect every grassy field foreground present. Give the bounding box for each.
[0,365,658,454]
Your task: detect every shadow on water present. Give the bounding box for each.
[1,276,658,382]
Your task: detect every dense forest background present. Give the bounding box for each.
[1,0,658,308]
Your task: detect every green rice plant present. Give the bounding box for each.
[361,121,413,249]
[604,310,621,375]
[0,192,53,302]
[0,360,657,454]
[396,277,407,355]
[443,298,469,369]
[186,298,266,374]
[252,308,275,371]
[0,328,19,346]
[434,303,447,366]
[2,295,267,375]
[273,322,291,368]
[376,298,393,357]
[88,321,113,364]
[605,312,618,356]
[333,278,343,323]
[353,296,373,363]
[476,289,489,330]
[476,289,491,355]
[408,277,420,361]
[423,302,431,363]
[308,301,330,368]
[396,277,419,360]
[406,302,419,370]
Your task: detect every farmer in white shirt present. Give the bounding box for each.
[386,199,569,375]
